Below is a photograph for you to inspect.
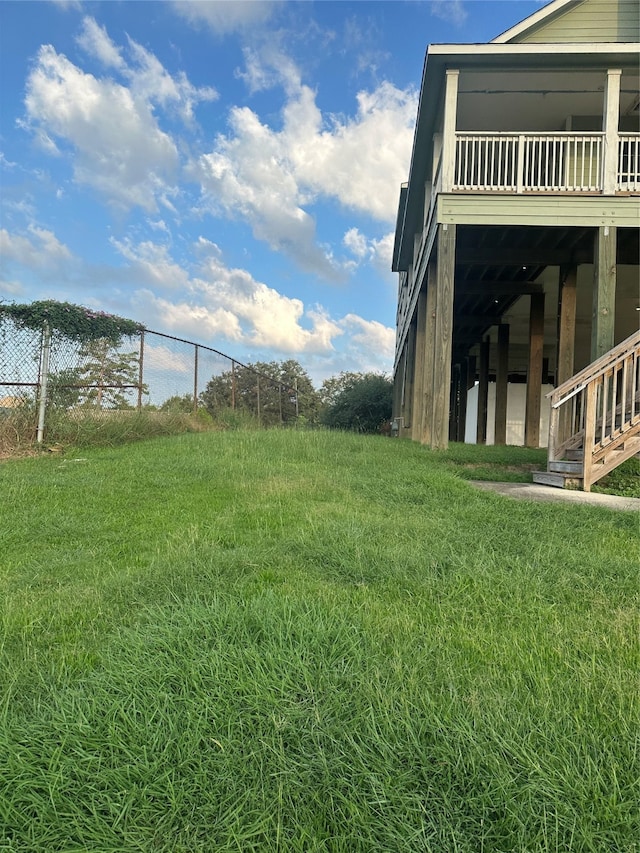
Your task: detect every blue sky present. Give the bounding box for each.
[1,0,543,384]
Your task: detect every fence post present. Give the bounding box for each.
[137,330,145,410]
[256,377,261,424]
[231,361,236,410]
[193,344,199,413]
[36,322,52,444]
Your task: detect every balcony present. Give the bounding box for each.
[452,132,639,194]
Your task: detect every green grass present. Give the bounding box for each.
[1,431,638,852]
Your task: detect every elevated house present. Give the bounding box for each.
[391,0,640,490]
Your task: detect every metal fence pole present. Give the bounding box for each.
[231,361,236,410]
[36,322,52,444]
[193,344,199,413]
[256,376,260,424]
[137,330,145,410]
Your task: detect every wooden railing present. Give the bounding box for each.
[453,131,640,194]
[618,134,640,191]
[548,330,640,491]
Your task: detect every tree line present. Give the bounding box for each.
[47,342,392,434]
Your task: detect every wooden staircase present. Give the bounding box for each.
[533,330,640,492]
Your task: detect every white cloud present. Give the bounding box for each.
[171,1,282,35]
[113,237,342,353]
[76,17,126,70]
[342,228,394,278]
[0,226,73,271]
[24,45,179,212]
[110,239,190,291]
[193,53,415,280]
[343,227,368,260]
[25,21,216,212]
[430,0,468,26]
[338,314,395,372]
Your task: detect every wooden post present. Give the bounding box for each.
[440,71,459,192]
[392,347,405,423]
[557,266,577,385]
[456,358,469,442]
[557,265,577,444]
[476,338,489,444]
[602,69,621,195]
[431,224,457,450]
[495,324,509,446]
[592,226,617,361]
[420,260,438,445]
[449,364,460,442]
[525,292,545,447]
[403,319,417,433]
[411,287,428,440]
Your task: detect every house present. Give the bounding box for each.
[391,0,640,490]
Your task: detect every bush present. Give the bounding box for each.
[320,373,392,433]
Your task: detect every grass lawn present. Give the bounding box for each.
[1,431,638,852]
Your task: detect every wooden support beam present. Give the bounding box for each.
[431,224,457,450]
[557,266,577,386]
[449,365,460,442]
[411,287,428,441]
[392,346,405,422]
[524,292,545,448]
[592,226,617,361]
[420,261,438,445]
[476,338,489,444]
[457,358,469,442]
[466,355,476,390]
[403,319,417,434]
[456,247,592,266]
[495,324,509,446]
[457,280,544,295]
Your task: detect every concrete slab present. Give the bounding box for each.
[469,480,640,512]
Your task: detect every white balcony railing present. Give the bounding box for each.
[618,134,640,192]
[454,132,606,193]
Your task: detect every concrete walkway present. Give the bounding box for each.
[470,480,640,512]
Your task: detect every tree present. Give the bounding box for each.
[200,359,320,426]
[320,372,393,433]
[159,394,195,414]
[75,338,144,409]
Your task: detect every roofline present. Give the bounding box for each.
[491,0,581,44]
[427,42,640,59]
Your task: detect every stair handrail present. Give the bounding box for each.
[548,329,640,408]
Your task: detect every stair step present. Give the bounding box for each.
[549,460,583,475]
[532,471,583,489]
[565,449,584,461]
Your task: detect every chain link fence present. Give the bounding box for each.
[0,318,307,450]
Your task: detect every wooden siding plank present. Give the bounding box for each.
[519,0,639,44]
[439,194,640,228]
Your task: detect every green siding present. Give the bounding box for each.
[438,194,640,227]
[517,0,639,44]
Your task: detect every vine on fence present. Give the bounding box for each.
[0,300,143,344]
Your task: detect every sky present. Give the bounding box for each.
[1,0,545,385]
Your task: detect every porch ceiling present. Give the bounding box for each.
[450,224,639,361]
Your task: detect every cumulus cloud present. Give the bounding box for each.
[0,225,73,271]
[76,17,126,70]
[116,237,343,354]
[24,21,216,211]
[342,228,394,278]
[171,1,282,35]
[24,45,179,211]
[193,51,415,279]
